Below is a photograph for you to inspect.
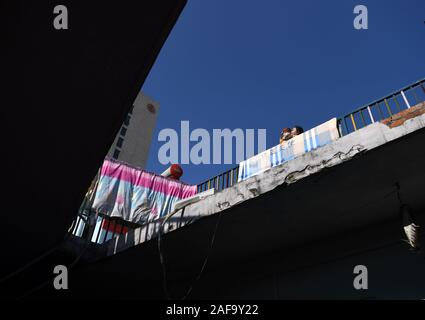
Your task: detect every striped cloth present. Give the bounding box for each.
[238,118,340,182]
[237,148,271,182]
[92,159,197,225]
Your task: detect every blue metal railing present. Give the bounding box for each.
[338,78,425,136]
[196,166,239,193]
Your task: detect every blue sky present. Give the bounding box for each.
[143,0,425,185]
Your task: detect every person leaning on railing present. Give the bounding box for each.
[280,127,292,145]
[291,126,304,137]
[280,126,304,145]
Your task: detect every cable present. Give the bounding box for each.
[0,214,83,285]
[0,201,96,285]
[16,210,99,300]
[158,181,425,300]
[181,210,222,300]
[157,205,223,300]
[158,207,182,300]
[4,171,101,297]
[0,240,66,285]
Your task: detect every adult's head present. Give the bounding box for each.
[280,127,292,143]
[291,126,304,136]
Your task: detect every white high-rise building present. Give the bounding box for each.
[107,91,159,168]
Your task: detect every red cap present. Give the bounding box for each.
[170,164,183,180]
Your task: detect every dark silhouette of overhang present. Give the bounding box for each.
[0,0,187,281]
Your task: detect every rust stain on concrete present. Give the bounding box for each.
[381,102,425,128]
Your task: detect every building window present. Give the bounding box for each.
[147,103,156,114]
[120,127,127,137]
[124,115,131,126]
[117,137,124,148]
[113,149,120,159]
[129,105,135,115]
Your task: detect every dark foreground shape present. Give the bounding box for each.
[0,0,186,296]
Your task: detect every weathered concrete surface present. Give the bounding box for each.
[107,108,425,257]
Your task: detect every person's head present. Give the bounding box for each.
[291,126,304,136]
[280,128,292,143]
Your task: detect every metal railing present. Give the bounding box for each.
[197,165,239,193]
[71,212,132,244]
[69,169,135,245]
[338,78,425,136]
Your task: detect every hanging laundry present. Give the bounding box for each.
[238,149,272,182]
[239,118,340,182]
[92,159,197,225]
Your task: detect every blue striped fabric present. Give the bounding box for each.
[238,149,271,182]
[239,118,339,182]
